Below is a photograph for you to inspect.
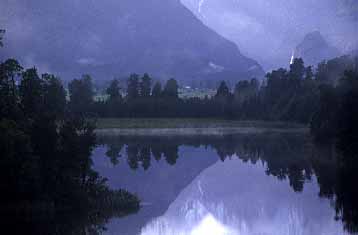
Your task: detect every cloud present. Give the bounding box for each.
[77,57,97,65]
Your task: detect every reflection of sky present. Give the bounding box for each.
[140,157,347,235]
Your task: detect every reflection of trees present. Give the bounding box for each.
[98,133,358,233]
[210,134,312,192]
[6,191,139,235]
[106,143,123,166]
[99,134,313,191]
[312,144,358,233]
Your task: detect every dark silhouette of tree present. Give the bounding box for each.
[234,79,258,104]
[336,70,358,158]
[305,66,314,80]
[151,145,163,161]
[127,74,140,99]
[19,68,44,118]
[140,146,151,170]
[0,29,5,47]
[68,74,94,115]
[140,73,152,97]
[163,145,179,165]
[152,82,162,98]
[126,145,139,170]
[106,79,121,101]
[0,59,23,119]
[289,58,305,80]
[215,81,230,99]
[310,84,339,142]
[42,73,66,118]
[0,58,139,235]
[163,78,179,98]
[106,143,123,166]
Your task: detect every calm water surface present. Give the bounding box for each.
[91,133,356,235]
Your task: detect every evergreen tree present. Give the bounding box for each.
[19,68,44,118]
[140,73,152,97]
[127,74,140,99]
[289,58,305,80]
[106,79,121,101]
[0,59,23,119]
[68,74,94,115]
[152,82,162,98]
[215,81,230,99]
[0,29,5,47]
[163,78,178,98]
[42,73,66,117]
[305,66,314,80]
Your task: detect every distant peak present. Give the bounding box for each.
[301,31,327,44]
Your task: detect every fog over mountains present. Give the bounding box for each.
[294,31,340,67]
[181,0,358,70]
[0,0,263,83]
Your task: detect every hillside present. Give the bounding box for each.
[0,0,264,83]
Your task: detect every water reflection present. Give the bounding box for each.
[93,133,358,234]
[141,159,345,235]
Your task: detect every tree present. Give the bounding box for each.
[140,73,152,97]
[310,84,339,142]
[106,79,121,101]
[305,66,314,80]
[1,59,23,96]
[0,29,5,47]
[289,58,305,80]
[68,74,94,115]
[316,61,329,84]
[215,81,230,99]
[163,78,178,98]
[0,59,23,118]
[151,82,162,98]
[336,70,358,158]
[19,68,44,118]
[234,80,251,104]
[127,74,140,99]
[42,73,66,117]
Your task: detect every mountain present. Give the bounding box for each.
[294,31,340,66]
[0,0,264,83]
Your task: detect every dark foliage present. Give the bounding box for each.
[0,59,139,234]
[0,29,5,47]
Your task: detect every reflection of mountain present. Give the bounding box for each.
[93,133,358,234]
[141,158,347,235]
[92,145,218,235]
[295,31,340,66]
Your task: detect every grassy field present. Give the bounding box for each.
[96,118,307,129]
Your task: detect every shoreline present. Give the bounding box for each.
[95,118,308,136]
[95,127,309,136]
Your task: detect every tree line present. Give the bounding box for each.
[73,54,358,172]
[67,56,357,128]
[2,54,356,144]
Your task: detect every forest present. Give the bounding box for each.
[0,58,139,233]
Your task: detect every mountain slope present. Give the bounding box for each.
[0,0,264,83]
[295,31,340,66]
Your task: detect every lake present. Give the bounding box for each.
[91,133,357,235]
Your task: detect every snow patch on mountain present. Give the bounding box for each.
[209,62,225,72]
